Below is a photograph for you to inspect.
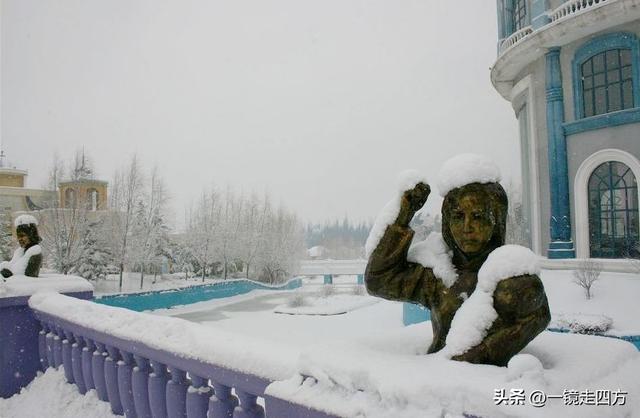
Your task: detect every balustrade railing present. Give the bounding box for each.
[550,0,610,22]
[30,293,336,418]
[498,25,533,54]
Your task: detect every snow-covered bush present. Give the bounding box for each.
[573,259,602,299]
[287,291,307,308]
[626,244,640,274]
[319,284,336,298]
[552,313,613,334]
[351,285,367,296]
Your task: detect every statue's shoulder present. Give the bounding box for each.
[478,244,539,290]
[24,245,42,257]
[479,245,545,314]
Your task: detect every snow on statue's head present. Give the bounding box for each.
[437,154,507,266]
[14,214,42,246]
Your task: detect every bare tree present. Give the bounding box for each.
[504,179,527,246]
[109,155,143,290]
[130,167,170,289]
[215,187,242,280]
[573,259,603,299]
[38,155,91,274]
[257,204,304,284]
[184,188,220,281]
[238,193,268,279]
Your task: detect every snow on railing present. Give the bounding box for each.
[29,293,336,418]
[550,0,610,22]
[498,25,533,55]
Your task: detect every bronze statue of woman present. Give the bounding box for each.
[365,155,550,367]
[0,215,42,278]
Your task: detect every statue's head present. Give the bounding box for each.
[441,182,508,263]
[15,218,41,248]
[436,154,508,267]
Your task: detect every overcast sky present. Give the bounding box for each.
[1,0,520,228]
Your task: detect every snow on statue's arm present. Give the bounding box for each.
[364,171,437,307]
[448,246,551,366]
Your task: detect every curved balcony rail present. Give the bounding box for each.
[550,0,610,22]
[29,293,337,418]
[499,25,533,55]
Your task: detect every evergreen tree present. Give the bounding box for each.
[75,219,111,280]
[0,211,14,261]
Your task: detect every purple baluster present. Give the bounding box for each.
[149,361,168,418]
[61,329,74,383]
[53,326,63,369]
[233,390,264,418]
[92,342,109,402]
[71,334,87,394]
[208,383,238,418]
[118,350,137,418]
[82,338,95,390]
[105,345,124,415]
[38,324,49,370]
[166,367,188,418]
[45,323,55,367]
[186,376,211,418]
[132,355,152,418]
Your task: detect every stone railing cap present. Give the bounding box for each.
[0,274,93,298]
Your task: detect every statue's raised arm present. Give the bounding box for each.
[365,181,438,309]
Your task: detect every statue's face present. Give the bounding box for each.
[449,191,495,255]
[17,231,30,248]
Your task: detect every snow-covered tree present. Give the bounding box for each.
[184,188,220,281]
[38,155,91,274]
[256,204,304,284]
[177,187,304,283]
[108,155,144,290]
[75,219,112,280]
[236,193,269,279]
[504,180,527,246]
[129,168,170,289]
[0,211,15,261]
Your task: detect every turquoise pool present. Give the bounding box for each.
[94,278,302,312]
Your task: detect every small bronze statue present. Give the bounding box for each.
[0,215,42,278]
[365,163,550,367]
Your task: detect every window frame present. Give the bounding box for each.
[574,149,640,259]
[572,32,640,120]
[587,161,639,258]
[511,0,528,32]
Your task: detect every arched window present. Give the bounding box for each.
[86,188,99,211]
[588,161,639,258]
[64,188,77,208]
[573,32,640,120]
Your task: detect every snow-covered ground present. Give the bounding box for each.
[541,269,640,336]
[155,284,395,346]
[0,368,116,418]
[273,289,378,315]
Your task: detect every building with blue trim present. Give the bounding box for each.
[493,0,640,265]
